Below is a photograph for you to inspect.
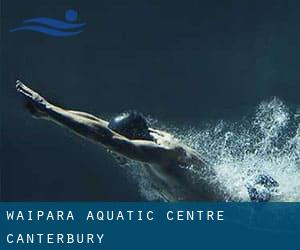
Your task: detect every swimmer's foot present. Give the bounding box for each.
[16,80,49,118]
[246,174,279,202]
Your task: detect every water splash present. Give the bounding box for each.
[124,98,300,201]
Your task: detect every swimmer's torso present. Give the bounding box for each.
[144,129,225,201]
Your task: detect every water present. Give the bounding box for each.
[123,98,300,201]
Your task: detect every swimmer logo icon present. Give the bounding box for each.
[9,9,86,37]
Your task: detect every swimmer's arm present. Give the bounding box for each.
[67,110,106,123]
[110,137,176,164]
[16,80,107,122]
[16,81,111,141]
[16,81,173,164]
[46,108,173,163]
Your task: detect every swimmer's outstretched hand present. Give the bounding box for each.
[16,80,49,118]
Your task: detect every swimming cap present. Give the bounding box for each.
[108,111,153,141]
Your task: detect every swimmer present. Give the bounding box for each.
[16,80,278,201]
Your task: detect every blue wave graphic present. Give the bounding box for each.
[23,18,85,29]
[10,25,84,37]
[9,9,85,37]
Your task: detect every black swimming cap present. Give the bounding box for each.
[108,111,153,141]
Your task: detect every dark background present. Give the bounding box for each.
[1,0,300,201]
